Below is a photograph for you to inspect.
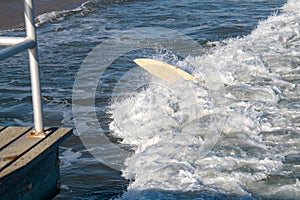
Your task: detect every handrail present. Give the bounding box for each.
[0,39,35,60]
[0,37,27,46]
[0,0,44,136]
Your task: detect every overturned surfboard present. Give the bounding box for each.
[133,58,201,82]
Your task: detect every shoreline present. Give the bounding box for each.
[0,0,87,31]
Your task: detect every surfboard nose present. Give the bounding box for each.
[133,58,201,82]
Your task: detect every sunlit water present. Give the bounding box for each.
[1,0,300,199]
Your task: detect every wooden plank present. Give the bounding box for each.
[0,127,72,200]
[0,126,53,171]
[0,127,47,171]
[0,149,60,200]
[26,150,60,200]
[0,126,32,151]
[0,127,72,178]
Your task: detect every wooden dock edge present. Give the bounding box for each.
[0,127,72,200]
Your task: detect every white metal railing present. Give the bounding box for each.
[0,0,44,136]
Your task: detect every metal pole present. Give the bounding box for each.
[0,39,35,60]
[0,37,27,46]
[24,0,44,134]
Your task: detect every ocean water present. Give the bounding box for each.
[1,0,300,199]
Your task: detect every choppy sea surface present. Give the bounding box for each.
[1,0,300,199]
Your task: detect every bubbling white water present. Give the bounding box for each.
[109,0,300,199]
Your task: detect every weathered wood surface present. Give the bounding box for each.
[0,126,72,200]
[0,127,72,177]
[0,127,44,171]
[0,126,32,151]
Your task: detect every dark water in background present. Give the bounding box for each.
[2,0,300,199]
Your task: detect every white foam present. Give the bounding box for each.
[108,0,300,199]
[60,147,82,167]
[35,0,98,27]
